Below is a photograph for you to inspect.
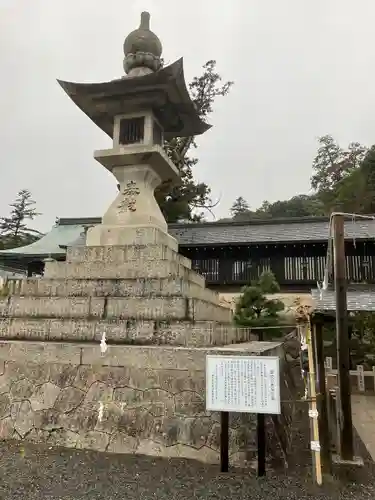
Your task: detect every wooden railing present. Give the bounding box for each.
[190,253,375,287]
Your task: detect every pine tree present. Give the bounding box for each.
[0,189,42,249]
[230,196,250,218]
[234,271,284,328]
[155,60,233,222]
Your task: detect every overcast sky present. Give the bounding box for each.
[1,0,375,231]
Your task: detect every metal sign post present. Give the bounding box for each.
[220,411,229,472]
[206,355,281,475]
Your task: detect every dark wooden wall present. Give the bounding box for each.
[179,241,375,291]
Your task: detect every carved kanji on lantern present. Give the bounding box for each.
[118,180,140,212]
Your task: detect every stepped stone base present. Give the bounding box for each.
[8,277,217,301]
[0,296,231,322]
[44,259,205,282]
[86,225,178,250]
[0,318,248,346]
[1,243,234,347]
[0,244,294,467]
[66,244,191,266]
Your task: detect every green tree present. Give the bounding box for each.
[234,271,285,328]
[310,135,367,213]
[327,167,365,213]
[155,60,233,222]
[0,189,42,249]
[311,135,345,192]
[354,145,375,213]
[256,194,325,218]
[230,196,252,220]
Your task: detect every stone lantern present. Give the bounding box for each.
[0,12,271,467]
[31,10,235,343]
[58,11,210,250]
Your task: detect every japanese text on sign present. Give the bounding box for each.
[206,355,281,414]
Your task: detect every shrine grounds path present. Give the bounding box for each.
[0,440,375,500]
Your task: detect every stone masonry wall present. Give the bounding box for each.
[0,340,293,467]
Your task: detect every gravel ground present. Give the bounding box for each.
[0,440,374,500]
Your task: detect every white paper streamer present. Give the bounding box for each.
[310,441,321,452]
[100,332,108,355]
[325,357,332,370]
[98,402,104,422]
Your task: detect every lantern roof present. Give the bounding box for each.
[57,12,211,140]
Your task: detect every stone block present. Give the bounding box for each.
[0,393,10,418]
[105,296,186,320]
[47,429,80,448]
[0,318,95,342]
[82,342,282,370]
[49,319,95,341]
[81,345,206,370]
[13,278,145,297]
[29,382,61,411]
[0,317,248,347]
[104,297,231,322]
[86,224,178,252]
[14,400,35,437]
[0,341,81,365]
[0,298,8,317]
[7,277,222,306]
[6,296,104,319]
[75,431,109,451]
[53,387,85,413]
[0,417,14,439]
[119,319,154,343]
[2,295,230,323]
[0,318,10,336]
[8,318,50,340]
[66,244,191,269]
[9,378,34,400]
[107,432,138,454]
[190,299,233,323]
[174,391,206,416]
[44,259,205,286]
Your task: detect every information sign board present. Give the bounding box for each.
[206,355,281,415]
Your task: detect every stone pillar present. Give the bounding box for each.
[101,165,166,231]
[86,157,178,250]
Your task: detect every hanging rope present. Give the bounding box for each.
[316,211,375,299]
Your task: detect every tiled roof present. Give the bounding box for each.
[0,268,25,278]
[311,288,375,312]
[0,224,85,257]
[1,215,375,257]
[58,216,375,245]
[169,217,375,245]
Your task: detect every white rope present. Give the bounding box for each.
[317,214,334,299]
[316,211,375,299]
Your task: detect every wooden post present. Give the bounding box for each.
[257,328,266,477]
[220,411,229,472]
[306,323,323,485]
[332,213,354,460]
[257,414,266,477]
[313,321,332,473]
